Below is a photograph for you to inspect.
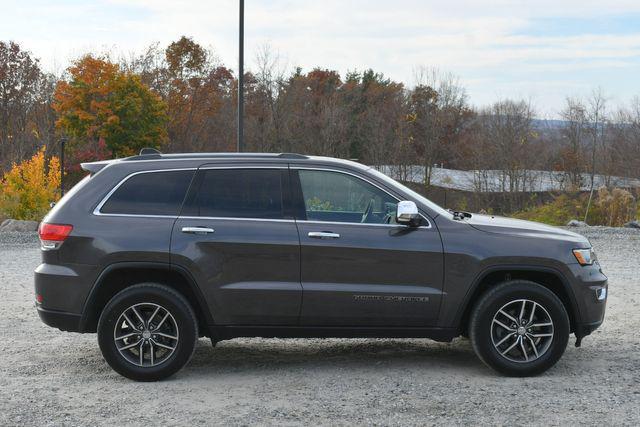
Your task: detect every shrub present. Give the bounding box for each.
[0,147,61,221]
[513,188,636,227]
[512,193,583,226]
[594,187,636,226]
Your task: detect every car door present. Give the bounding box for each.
[293,167,444,326]
[170,165,302,325]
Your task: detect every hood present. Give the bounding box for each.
[464,214,589,245]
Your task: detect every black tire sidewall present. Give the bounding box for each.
[97,283,197,381]
[470,281,570,376]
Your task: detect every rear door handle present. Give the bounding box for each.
[308,231,340,239]
[181,226,215,235]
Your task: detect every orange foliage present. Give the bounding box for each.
[53,55,167,157]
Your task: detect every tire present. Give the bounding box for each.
[97,283,198,381]
[469,280,570,377]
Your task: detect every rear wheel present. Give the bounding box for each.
[469,280,569,376]
[97,283,198,381]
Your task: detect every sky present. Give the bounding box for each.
[2,0,640,117]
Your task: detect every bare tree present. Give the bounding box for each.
[477,99,536,193]
[584,88,607,223]
[559,97,587,189]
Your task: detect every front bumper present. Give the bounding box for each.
[568,262,607,338]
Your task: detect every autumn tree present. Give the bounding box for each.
[161,37,235,152]
[405,69,471,188]
[0,146,60,220]
[52,55,168,157]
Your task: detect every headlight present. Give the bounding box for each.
[573,248,596,265]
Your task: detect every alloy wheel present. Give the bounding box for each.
[113,302,179,367]
[490,299,554,363]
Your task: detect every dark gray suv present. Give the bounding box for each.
[35,152,607,381]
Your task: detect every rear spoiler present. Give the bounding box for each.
[81,160,113,174]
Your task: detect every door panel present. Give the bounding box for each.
[171,218,301,325]
[298,221,443,326]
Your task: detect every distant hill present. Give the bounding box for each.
[532,119,567,130]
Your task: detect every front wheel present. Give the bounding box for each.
[469,280,570,376]
[97,283,198,381]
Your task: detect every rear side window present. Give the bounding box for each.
[100,170,194,216]
[185,169,284,219]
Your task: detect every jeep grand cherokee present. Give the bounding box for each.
[35,152,607,381]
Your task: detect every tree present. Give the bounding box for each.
[406,69,470,188]
[0,41,55,171]
[52,55,168,157]
[559,97,587,189]
[162,37,235,152]
[0,146,60,220]
[476,99,536,193]
[583,89,607,223]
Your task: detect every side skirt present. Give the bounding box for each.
[209,325,457,342]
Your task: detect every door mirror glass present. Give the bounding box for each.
[396,200,420,226]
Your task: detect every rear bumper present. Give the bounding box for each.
[36,306,82,332]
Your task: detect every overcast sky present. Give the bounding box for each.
[3,0,640,117]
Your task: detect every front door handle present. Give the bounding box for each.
[308,231,340,239]
[181,226,215,235]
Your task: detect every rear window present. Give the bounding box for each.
[184,169,284,219]
[100,170,194,216]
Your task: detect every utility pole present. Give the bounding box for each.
[60,137,67,197]
[237,0,245,152]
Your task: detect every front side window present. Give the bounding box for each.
[297,170,398,224]
[185,169,284,219]
[100,170,194,216]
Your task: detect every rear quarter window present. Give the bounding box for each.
[99,170,194,216]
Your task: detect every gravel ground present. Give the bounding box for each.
[1,227,639,426]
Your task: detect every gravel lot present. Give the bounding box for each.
[1,227,639,426]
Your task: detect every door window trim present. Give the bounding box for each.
[93,168,197,218]
[292,167,431,229]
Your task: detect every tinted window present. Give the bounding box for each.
[187,169,284,219]
[298,170,398,224]
[100,170,194,215]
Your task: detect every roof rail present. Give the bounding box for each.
[278,153,308,159]
[139,147,161,155]
[121,152,310,162]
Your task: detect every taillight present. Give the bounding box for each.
[38,223,73,250]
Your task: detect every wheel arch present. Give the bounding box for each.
[456,266,581,336]
[80,262,213,335]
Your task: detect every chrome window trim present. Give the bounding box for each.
[292,167,432,229]
[93,164,432,229]
[178,216,295,223]
[93,168,197,217]
[296,219,431,229]
[199,165,288,170]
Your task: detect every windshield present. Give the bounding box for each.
[366,167,451,218]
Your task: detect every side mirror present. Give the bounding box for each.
[396,200,420,226]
